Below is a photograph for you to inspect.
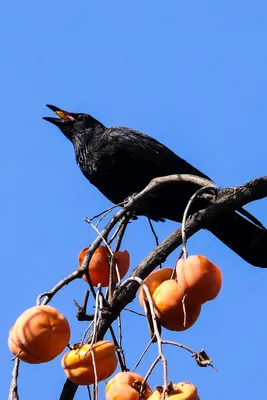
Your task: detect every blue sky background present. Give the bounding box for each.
[2,1,267,399]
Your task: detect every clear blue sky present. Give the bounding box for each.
[2,1,267,399]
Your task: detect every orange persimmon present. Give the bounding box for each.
[138,269,201,331]
[62,340,118,385]
[8,305,70,363]
[176,255,222,303]
[78,246,130,287]
[148,382,199,399]
[138,268,174,306]
[152,280,201,331]
[106,371,152,400]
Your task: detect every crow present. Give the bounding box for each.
[43,104,267,268]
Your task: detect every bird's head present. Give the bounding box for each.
[43,104,105,144]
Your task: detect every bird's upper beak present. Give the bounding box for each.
[43,104,76,125]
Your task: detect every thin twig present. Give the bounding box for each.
[90,285,102,347]
[132,337,154,372]
[107,217,130,302]
[114,217,130,251]
[142,355,161,385]
[108,221,123,246]
[162,340,197,356]
[107,255,120,303]
[148,218,160,247]
[84,218,114,255]
[73,290,90,320]
[95,208,117,229]
[148,218,162,268]
[90,202,125,222]
[118,315,123,357]
[237,207,266,230]
[124,308,146,317]
[162,341,216,369]
[36,268,89,306]
[81,321,95,345]
[86,385,92,400]
[8,358,20,400]
[109,325,127,372]
[73,291,95,343]
[84,218,122,303]
[116,314,127,369]
[95,208,114,228]
[161,340,196,356]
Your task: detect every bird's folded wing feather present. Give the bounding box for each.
[107,127,211,180]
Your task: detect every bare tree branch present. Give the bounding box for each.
[57,175,267,399]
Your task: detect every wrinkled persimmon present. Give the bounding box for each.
[148,381,199,399]
[106,371,152,400]
[78,245,130,287]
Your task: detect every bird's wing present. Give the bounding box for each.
[106,127,211,180]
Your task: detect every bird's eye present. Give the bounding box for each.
[78,114,83,120]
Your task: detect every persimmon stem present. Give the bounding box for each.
[105,217,129,303]
[8,358,20,400]
[84,218,114,256]
[123,277,168,393]
[81,321,94,345]
[161,340,196,355]
[182,294,187,327]
[84,218,124,303]
[181,185,219,258]
[90,349,98,400]
[90,285,102,347]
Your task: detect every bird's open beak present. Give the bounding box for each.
[43,104,76,125]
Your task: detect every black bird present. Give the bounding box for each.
[43,105,267,268]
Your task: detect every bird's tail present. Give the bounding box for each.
[208,212,267,268]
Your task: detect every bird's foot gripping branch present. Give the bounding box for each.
[8,174,267,400]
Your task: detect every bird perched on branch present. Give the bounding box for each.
[43,105,267,268]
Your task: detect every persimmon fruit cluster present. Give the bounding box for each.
[139,255,222,331]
